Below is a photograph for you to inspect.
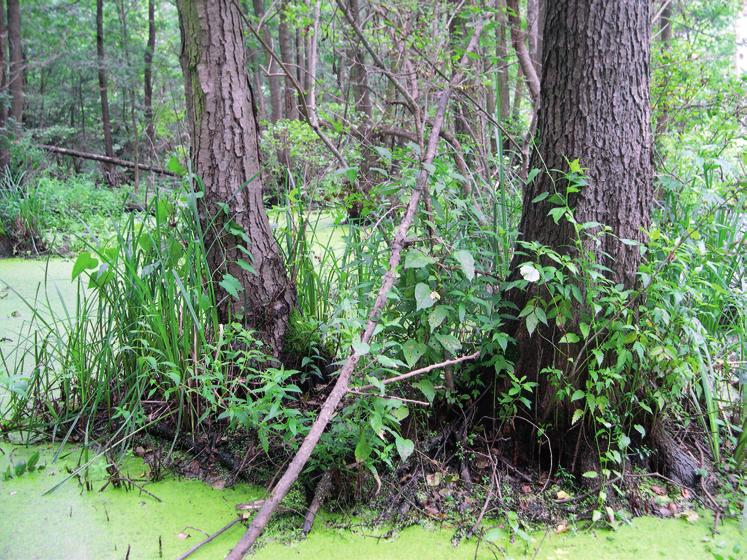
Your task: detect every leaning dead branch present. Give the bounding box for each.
[225,17,485,560]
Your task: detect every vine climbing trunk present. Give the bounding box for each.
[176,0,296,357]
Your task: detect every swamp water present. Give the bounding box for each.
[0,259,744,559]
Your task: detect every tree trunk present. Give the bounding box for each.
[7,0,22,123]
[278,0,298,120]
[503,0,653,463]
[252,0,282,123]
[96,0,114,180]
[144,0,156,148]
[495,0,510,122]
[176,0,296,357]
[0,0,8,169]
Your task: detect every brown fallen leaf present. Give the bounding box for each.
[681,510,699,523]
[555,523,568,534]
[177,532,189,540]
[556,490,571,500]
[521,484,532,494]
[651,485,667,496]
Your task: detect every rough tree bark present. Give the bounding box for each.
[143,0,156,148]
[7,0,22,123]
[502,0,653,465]
[96,0,114,180]
[177,0,296,357]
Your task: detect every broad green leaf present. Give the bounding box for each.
[395,435,415,461]
[415,283,435,310]
[72,251,98,280]
[434,333,461,355]
[376,354,400,368]
[559,333,580,344]
[568,158,583,174]
[428,306,449,332]
[582,470,598,478]
[404,249,435,269]
[355,432,372,463]
[352,338,370,356]
[414,379,435,403]
[402,339,426,368]
[453,250,475,281]
[219,274,243,299]
[525,313,539,336]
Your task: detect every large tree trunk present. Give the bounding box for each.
[7,0,22,123]
[143,0,156,148]
[177,0,296,357]
[503,0,653,465]
[96,0,114,179]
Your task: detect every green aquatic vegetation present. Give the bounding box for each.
[0,443,744,560]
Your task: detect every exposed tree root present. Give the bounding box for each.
[650,423,702,489]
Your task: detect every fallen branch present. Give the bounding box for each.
[302,469,334,535]
[175,517,242,560]
[225,18,485,560]
[39,145,177,177]
[355,351,481,391]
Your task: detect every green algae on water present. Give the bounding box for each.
[1,443,744,560]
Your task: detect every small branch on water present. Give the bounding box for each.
[39,145,177,177]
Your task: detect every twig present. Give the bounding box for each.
[355,351,481,391]
[175,517,242,560]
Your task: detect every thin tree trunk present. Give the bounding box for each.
[177,0,296,356]
[504,0,653,463]
[506,0,540,107]
[143,0,156,149]
[96,0,114,180]
[251,0,282,123]
[495,0,510,122]
[7,0,22,123]
[278,0,298,119]
[0,0,8,169]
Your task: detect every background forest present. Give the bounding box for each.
[0,0,745,558]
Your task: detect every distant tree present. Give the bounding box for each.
[7,0,22,123]
[143,0,156,149]
[0,0,8,169]
[96,0,114,178]
[176,0,296,356]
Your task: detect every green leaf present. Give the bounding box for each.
[391,406,409,421]
[453,250,475,281]
[434,333,461,355]
[219,274,243,299]
[526,168,541,184]
[484,527,506,543]
[402,339,426,368]
[404,249,435,269]
[236,258,256,275]
[568,158,583,174]
[376,354,400,368]
[72,251,99,280]
[395,436,415,461]
[571,389,585,402]
[415,283,435,310]
[582,470,598,478]
[428,306,449,332]
[579,322,590,339]
[525,313,539,336]
[531,191,549,203]
[352,338,370,356]
[559,333,580,344]
[166,156,187,176]
[571,408,584,425]
[414,379,435,403]
[355,432,372,463]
